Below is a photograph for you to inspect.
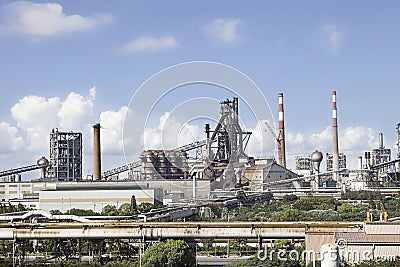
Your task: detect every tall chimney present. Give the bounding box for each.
[358,156,363,170]
[278,93,286,168]
[93,123,101,180]
[332,91,340,180]
[379,133,384,149]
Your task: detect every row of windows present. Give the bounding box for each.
[0,190,31,195]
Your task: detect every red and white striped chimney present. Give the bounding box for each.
[332,91,339,179]
[278,93,286,168]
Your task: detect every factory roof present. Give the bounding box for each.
[335,232,400,244]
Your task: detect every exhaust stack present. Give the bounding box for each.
[379,132,384,148]
[278,93,286,168]
[332,91,339,180]
[93,123,101,180]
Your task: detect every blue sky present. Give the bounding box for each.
[0,1,399,178]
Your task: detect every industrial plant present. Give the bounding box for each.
[1,91,400,265]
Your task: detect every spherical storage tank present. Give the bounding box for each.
[311,150,323,163]
[37,157,49,167]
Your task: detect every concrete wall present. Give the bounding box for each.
[0,179,210,205]
[146,179,211,199]
[0,182,35,200]
[242,163,298,191]
[39,188,163,213]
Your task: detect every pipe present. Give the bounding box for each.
[193,171,196,201]
[332,91,339,180]
[278,93,286,168]
[93,123,101,181]
[0,228,306,240]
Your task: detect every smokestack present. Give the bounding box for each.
[379,133,384,148]
[205,123,212,162]
[332,91,340,180]
[358,156,363,170]
[278,93,286,168]
[93,123,101,180]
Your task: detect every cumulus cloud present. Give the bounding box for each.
[246,120,276,158]
[141,112,202,151]
[0,121,24,152]
[0,87,146,178]
[118,35,178,53]
[58,87,96,129]
[0,1,112,37]
[99,106,130,154]
[9,88,96,153]
[286,125,378,170]
[340,126,375,155]
[323,24,342,49]
[11,95,62,152]
[205,18,241,42]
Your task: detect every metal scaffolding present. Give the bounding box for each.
[326,153,347,172]
[47,128,82,181]
[294,156,311,170]
[397,123,400,160]
[206,97,251,163]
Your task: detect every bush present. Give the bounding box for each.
[142,240,195,267]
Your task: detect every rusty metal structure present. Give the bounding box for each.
[205,97,251,164]
[103,140,206,179]
[139,150,189,180]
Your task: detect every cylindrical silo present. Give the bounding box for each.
[320,244,339,267]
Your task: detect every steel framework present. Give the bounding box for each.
[47,129,82,181]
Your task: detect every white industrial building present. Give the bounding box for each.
[0,181,164,212]
[307,222,400,264]
[39,188,163,213]
[241,161,300,190]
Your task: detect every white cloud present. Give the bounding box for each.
[1,1,112,37]
[10,88,96,153]
[323,24,342,49]
[11,94,62,152]
[99,106,130,154]
[340,126,375,154]
[286,125,378,170]
[141,112,202,152]
[0,88,140,177]
[205,18,241,42]
[58,87,96,129]
[246,120,276,158]
[118,35,178,53]
[0,121,24,152]
[309,126,331,150]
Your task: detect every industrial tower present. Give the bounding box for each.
[47,128,82,181]
[205,97,251,163]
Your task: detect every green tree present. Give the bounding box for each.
[67,208,98,216]
[283,194,298,203]
[271,207,305,221]
[142,240,195,267]
[137,202,156,213]
[102,205,118,216]
[118,203,137,216]
[50,209,63,215]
